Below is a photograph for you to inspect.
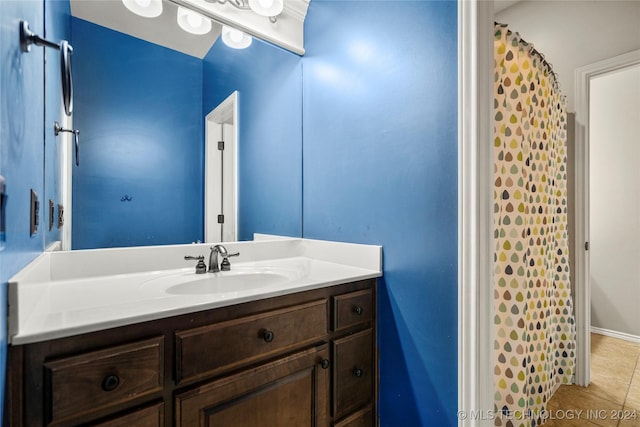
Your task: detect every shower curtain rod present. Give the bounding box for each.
[494,22,561,87]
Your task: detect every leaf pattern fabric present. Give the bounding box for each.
[493,23,575,427]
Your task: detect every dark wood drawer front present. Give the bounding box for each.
[176,299,328,383]
[175,344,330,427]
[93,402,164,427]
[332,289,373,331]
[44,336,164,425]
[333,329,373,419]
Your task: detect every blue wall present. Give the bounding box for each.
[302,2,458,425]
[71,18,204,249]
[203,39,303,241]
[0,0,71,419]
[1,1,45,419]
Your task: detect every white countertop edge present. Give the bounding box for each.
[9,237,382,284]
[10,270,381,345]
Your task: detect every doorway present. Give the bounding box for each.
[588,62,640,341]
[205,91,238,243]
[574,50,640,386]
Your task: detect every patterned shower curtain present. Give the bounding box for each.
[493,23,575,427]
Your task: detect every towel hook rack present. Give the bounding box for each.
[20,20,74,116]
[54,122,80,167]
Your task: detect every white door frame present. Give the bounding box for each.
[458,1,495,425]
[60,111,73,251]
[205,91,238,243]
[573,49,640,386]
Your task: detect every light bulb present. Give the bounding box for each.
[221,25,252,49]
[177,7,212,35]
[122,0,162,18]
[229,29,243,43]
[187,13,202,28]
[248,0,283,17]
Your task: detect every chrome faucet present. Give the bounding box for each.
[208,245,240,273]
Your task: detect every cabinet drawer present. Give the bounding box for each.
[44,336,164,425]
[176,299,328,383]
[93,402,164,427]
[333,329,373,419]
[332,289,373,331]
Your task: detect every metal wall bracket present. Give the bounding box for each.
[20,21,60,53]
[20,20,74,116]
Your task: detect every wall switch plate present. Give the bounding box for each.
[49,200,54,231]
[57,204,64,228]
[30,189,39,236]
[0,176,6,245]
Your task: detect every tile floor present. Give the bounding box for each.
[544,333,640,427]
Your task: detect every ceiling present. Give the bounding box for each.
[70,0,310,58]
[494,0,524,14]
[70,0,220,58]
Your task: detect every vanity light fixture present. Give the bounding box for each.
[177,6,212,35]
[248,0,284,17]
[213,0,284,23]
[221,25,252,49]
[121,0,163,18]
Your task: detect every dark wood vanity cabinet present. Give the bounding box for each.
[7,279,377,427]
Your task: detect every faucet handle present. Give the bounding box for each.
[219,252,240,272]
[184,255,207,274]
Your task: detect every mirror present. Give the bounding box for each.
[60,41,73,116]
[45,1,303,250]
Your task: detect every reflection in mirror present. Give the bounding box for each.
[44,1,73,251]
[64,5,302,250]
[64,10,302,249]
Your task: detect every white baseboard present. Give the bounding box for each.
[591,326,640,344]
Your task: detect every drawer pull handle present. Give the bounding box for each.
[320,358,330,369]
[353,305,364,315]
[261,329,275,343]
[353,368,364,378]
[101,374,120,392]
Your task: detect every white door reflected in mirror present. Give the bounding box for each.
[205,91,238,243]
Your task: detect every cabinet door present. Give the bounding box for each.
[333,405,373,427]
[175,344,330,427]
[332,329,373,420]
[93,402,164,427]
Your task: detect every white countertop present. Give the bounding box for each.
[9,237,382,345]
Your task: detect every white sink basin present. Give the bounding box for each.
[139,264,305,296]
[165,271,295,295]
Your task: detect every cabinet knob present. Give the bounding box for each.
[101,374,120,392]
[261,329,275,343]
[352,305,364,315]
[320,358,330,369]
[353,368,364,378]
